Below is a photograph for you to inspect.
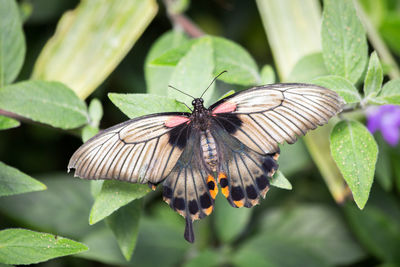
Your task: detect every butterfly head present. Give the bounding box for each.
[192,98,205,111]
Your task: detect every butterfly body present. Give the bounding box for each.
[68,83,344,243]
[200,129,218,172]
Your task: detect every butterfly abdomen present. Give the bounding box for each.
[200,130,218,172]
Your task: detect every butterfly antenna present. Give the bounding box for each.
[179,101,193,112]
[168,85,195,99]
[200,70,227,99]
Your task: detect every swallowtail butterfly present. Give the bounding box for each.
[68,74,344,243]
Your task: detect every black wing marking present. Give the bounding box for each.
[68,112,191,184]
[162,131,218,243]
[211,83,344,154]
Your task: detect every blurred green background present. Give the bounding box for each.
[1,0,400,266]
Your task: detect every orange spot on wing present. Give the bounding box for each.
[221,187,229,198]
[217,172,227,183]
[233,200,244,208]
[207,175,218,199]
[273,153,280,161]
[218,172,229,198]
[204,205,213,215]
[212,101,237,114]
[165,116,190,128]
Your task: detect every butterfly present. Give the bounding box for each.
[68,73,344,243]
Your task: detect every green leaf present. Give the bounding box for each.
[105,199,142,261]
[168,37,215,105]
[0,0,26,86]
[211,36,260,85]
[363,51,383,98]
[344,190,400,263]
[108,93,189,118]
[330,120,378,209]
[233,205,365,267]
[82,98,102,142]
[218,90,235,101]
[270,170,292,190]
[369,79,400,105]
[76,227,127,265]
[311,75,361,103]
[0,80,88,129]
[260,65,275,84]
[81,125,99,143]
[321,0,368,84]
[78,216,190,266]
[90,180,104,198]
[88,98,103,127]
[0,115,20,130]
[0,175,93,238]
[89,180,151,225]
[145,31,189,95]
[32,0,158,99]
[151,39,197,67]
[0,161,46,197]
[288,52,329,82]
[0,228,88,265]
[152,36,261,87]
[214,194,252,243]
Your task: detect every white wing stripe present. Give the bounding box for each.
[91,137,121,179]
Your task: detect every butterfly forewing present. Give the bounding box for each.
[68,113,191,184]
[211,83,344,154]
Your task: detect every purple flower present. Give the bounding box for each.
[367,105,400,146]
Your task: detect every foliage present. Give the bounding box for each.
[1,0,400,266]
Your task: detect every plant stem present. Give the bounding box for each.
[354,0,400,79]
[163,0,204,38]
[0,109,25,123]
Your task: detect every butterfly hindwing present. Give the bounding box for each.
[68,113,191,184]
[211,123,279,208]
[162,131,217,243]
[211,83,344,154]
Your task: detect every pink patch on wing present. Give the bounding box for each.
[165,116,190,127]
[212,101,237,114]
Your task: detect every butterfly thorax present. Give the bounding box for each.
[191,98,212,131]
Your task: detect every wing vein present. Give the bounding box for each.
[143,137,160,178]
[260,113,293,142]
[118,145,136,179]
[248,114,279,144]
[270,109,306,136]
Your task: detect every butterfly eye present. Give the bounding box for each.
[192,100,196,105]
[200,99,204,103]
